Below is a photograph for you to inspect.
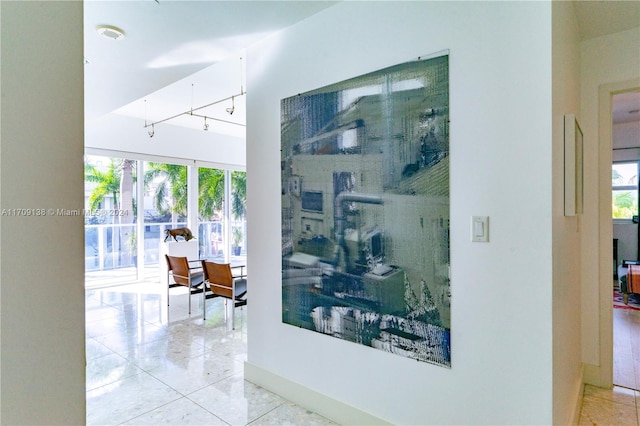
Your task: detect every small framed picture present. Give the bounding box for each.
[564,113,584,216]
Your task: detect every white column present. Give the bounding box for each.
[224,169,232,262]
[136,160,145,280]
[187,162,199,256]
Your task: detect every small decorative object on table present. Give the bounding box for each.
[164,227,195,242]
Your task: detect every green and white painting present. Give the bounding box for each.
[281,54,451,367]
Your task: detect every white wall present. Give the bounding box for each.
[581,26,640,384]
[614,223,637,264]
[0,1,86,424]
[614,121,640,151]
[246,2,553,424]
[551,1,583,423]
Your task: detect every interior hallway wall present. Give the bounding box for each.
[0,1,86,424]
[551,1,583,423]
[246,2,554,424]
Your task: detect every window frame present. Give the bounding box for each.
[612,160,639,222]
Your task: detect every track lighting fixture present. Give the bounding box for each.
[226,96,235,115]
[144,93,245,136]
[142,57,246,137]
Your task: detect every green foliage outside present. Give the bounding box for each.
[84,159,123,211]
[86,157,246,222]
[613,191,638,219]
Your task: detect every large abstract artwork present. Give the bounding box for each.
[281,54,450,367]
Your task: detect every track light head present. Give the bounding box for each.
[148,124,155,138]
[203,117,209,131]
[226,96,235,115]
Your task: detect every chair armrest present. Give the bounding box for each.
[188,260,203,270]
[231,265,246,278]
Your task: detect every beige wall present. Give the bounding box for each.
[0,1,86,423]
[551,1,583,424]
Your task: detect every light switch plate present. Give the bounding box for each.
[471,216,489,242]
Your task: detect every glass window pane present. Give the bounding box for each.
[198,166,226,261]
[613,163,638,187]
[231,171,246,261]
[613,189,638,219]
[143,161,188,266]
[84,155,137,276]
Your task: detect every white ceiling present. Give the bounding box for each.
[84,0,337,132]
[572,1,640,125]
[572,0,640,41]
[84,0,640,135]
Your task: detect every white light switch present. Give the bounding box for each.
[471,216,489,242]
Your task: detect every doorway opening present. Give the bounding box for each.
[611,89,640,390]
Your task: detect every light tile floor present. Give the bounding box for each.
[89,277,640,425]
[85,281,336,425]
[579,385,640,425]
[579,307,640,425]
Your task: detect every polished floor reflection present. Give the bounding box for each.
[86,281,336,425]
[88,278,634,424]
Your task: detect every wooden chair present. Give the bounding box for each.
[165,255,204,316]
[201,261,247,328]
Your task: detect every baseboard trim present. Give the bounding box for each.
[568,367,585,425]
[583,363,603,387]
[244,362,391,425]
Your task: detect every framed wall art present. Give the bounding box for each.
[281,53,451,367]
[564,113,584,216]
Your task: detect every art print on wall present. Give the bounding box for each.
[281,53,451,367]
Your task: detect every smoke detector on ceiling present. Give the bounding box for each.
[96,25,125,41]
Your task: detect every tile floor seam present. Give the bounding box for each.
[114,394,186,426]
[245,401,286,426]
[183,395,233,426]
[138,361,240,399]
[86,369,150,395]
[587,390,638,407]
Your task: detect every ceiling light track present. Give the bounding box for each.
[143,91,246,137]
[188,112,244,127]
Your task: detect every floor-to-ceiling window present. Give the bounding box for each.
[85,154,246,286]
[84,155,138,281]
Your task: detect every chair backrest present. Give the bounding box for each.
[165,255,190,286]
[201,261,233,299]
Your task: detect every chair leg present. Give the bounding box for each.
[203,283,207,320]
[231,299,235,330]
[188,279,191,315]
[231,281,235,329]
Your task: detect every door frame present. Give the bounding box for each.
[598,79,640,388]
